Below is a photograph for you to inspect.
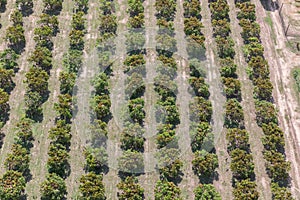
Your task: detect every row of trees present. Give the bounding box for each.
[183,0,221,199]
[235,0,293,198]
[0,118,33,199]
[78,0,109,199]
[0,8,28,199]
[210,0,259,199]
[116,0,146,198]
[153,0,184,199]
[0,10,24,146]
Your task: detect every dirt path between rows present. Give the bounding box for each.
[65,0,100,198]
[102,0,128,199]
[227,0,273,199]
[174,0,198,199]
[138,0,160,199]
[201,0,233,199]
[253,0,300,197]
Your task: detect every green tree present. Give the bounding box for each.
[93,72,109,95]
[54,94,73,122]
[156,124,178,149]
[117,176,144,200]
[99,15,117,35]
[226,128,249,151]
[79,172,106,200]
[6,24,25,53]
[192,150,218,180]
[183,0,201,19]
[0,68,14,93]
[155,0,176,21]
[15,118,33,148]
[212,19,230,37]
[225,99,244,128]
[43,0,63,15]
[219,58,237,78]
[5,144,29,173]
[222,77,241,100]
[29,46,52,72]
[38,13,59,36]
[59,71,76,95]
[125,72,145,99]
[25,67,49,97]
[157,148,183,181]
[154,180,182,200]
[24,91,43,120]
[47,143,70,177]
[63,49,83,73]
[84,147,108,173]
[0,89,9,121]
[190,122,213,152]
[194,184,221,200]
[34,25,53,49]
[255,100,278,126]
[48,120,72,148]
[189,96,212,123]
[128,97,145,124]
[263,150,290,184]
[189,77,210,98]
[0,49,19,70]
[0,170,26,200]
[184,17,203,36]
[40,173,67,200]
[15,0,33,16]
[69,29,85,51]
[232,179,259,200]
[253,78,273,101]
[230,149,254,180]
[120,123,145,151]
[91,94,111,120]
[271,183,293,200]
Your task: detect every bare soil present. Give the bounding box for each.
[138,0,160,199]
[102,0,129,199]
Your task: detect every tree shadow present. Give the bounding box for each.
[259,0,279,11]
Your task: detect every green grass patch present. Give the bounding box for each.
[292,68,300,93]
[264,12,277,45]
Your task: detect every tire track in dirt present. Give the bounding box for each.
[201,0,233,199]
[227,0,273,198]
[252,0,300,197]
[174,0,198,199]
